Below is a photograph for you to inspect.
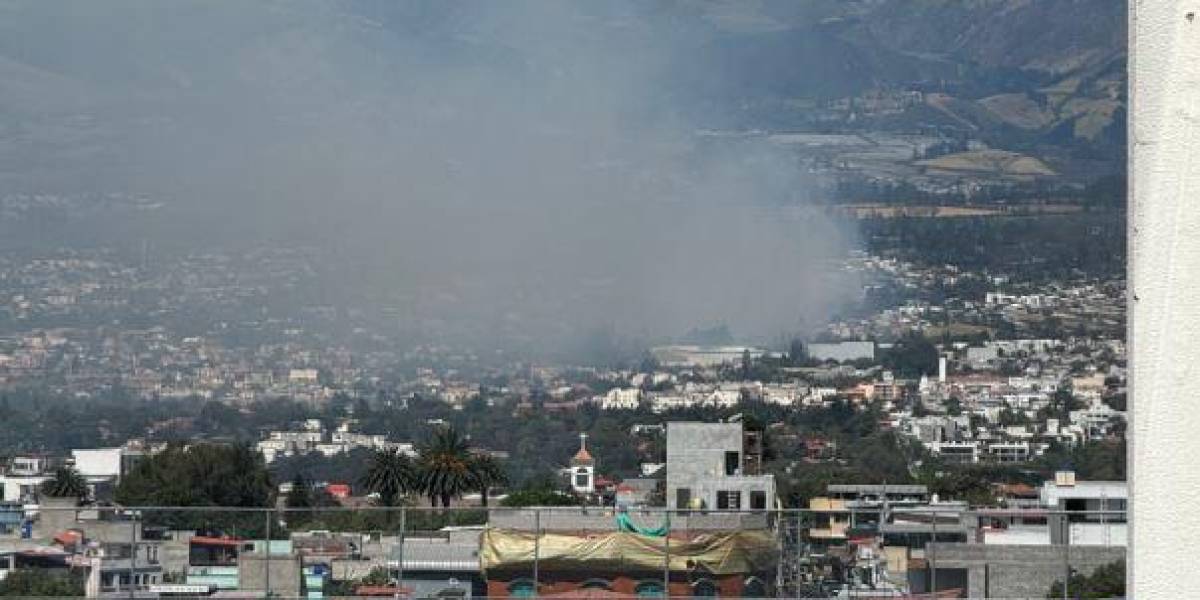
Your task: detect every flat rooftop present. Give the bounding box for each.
[828,484,929,495]
[486,508,770,532]
[1041,480,1127,500]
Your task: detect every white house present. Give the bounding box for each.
[599,388,641,410]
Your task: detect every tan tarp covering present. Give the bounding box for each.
[480,528,777,575]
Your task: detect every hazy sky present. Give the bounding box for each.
[0,1,858,355]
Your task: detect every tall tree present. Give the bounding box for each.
[469,453,508,508]
[115,443,274,534]
[360,448,415,509]
[285,473,313,509]
[285,472,314,528]
[417,427,475,508]
[41,466,88,501]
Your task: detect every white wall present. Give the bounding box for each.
[71,448,123,479]
[0,474,48,502]
[1131,1,1200,596]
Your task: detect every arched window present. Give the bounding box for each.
[581,579,613,591]
[692,578,718,597]
[636,580,666,598]
[508,580,536,598]
[743,577,767,598]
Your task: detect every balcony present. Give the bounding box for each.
[186,565,239,590]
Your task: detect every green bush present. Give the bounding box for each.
[0,568,85,596]
[1046,560,1125,599]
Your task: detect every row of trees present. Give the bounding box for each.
[356,426,508,508]
[280,427,510,532]
[29,429,513,536]
[860,211,1126,281]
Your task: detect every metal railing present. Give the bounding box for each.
[3,504,1127,599]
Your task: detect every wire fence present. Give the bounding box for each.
[0,504,1127,599]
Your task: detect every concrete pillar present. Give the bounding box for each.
[1132,1,1200,597]
[967,565,987,599]
[85,556,102,598]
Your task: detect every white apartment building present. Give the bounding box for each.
[598,387,641,410]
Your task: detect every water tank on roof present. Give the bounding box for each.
[1055,471,1076,487]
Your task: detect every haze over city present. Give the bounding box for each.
[1,1,866,357]
[0,2,1128,598]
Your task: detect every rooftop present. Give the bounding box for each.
[1040,480,1127,501]
[827,484,929,495]
[571,447,594,464]
[486,508,770,532]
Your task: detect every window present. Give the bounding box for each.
[1065,498,1087,515]
[725,451,740,476]
[716,490,741,510]
[693,579,718,597]
[676,487,692,509]
[1107,499,1128,522]
[743,577,767,598]
[636,581,665,598]
[508,580,536,598]
[581,579,613,590]
[750,491,767,510]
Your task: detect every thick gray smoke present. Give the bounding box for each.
[0,1,858,356]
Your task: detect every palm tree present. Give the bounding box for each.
[286,472,313,509]
[469,453,508,508]
[417,427,475,508]
[42,466,88,501]
[360,448,415,509]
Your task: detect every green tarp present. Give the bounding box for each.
[616,512,669,537]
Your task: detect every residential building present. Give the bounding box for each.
[1040,472,1127,546]
[386,527,485,598]
[0,502,23,536]
[71,446,146,490]
[25,498,165,596]
[186,537,320,598]
[928,441,979,464]
[0,460,49,504]
[983,442,1033,464]
[665,421,775,511]
[598,387,641,410]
